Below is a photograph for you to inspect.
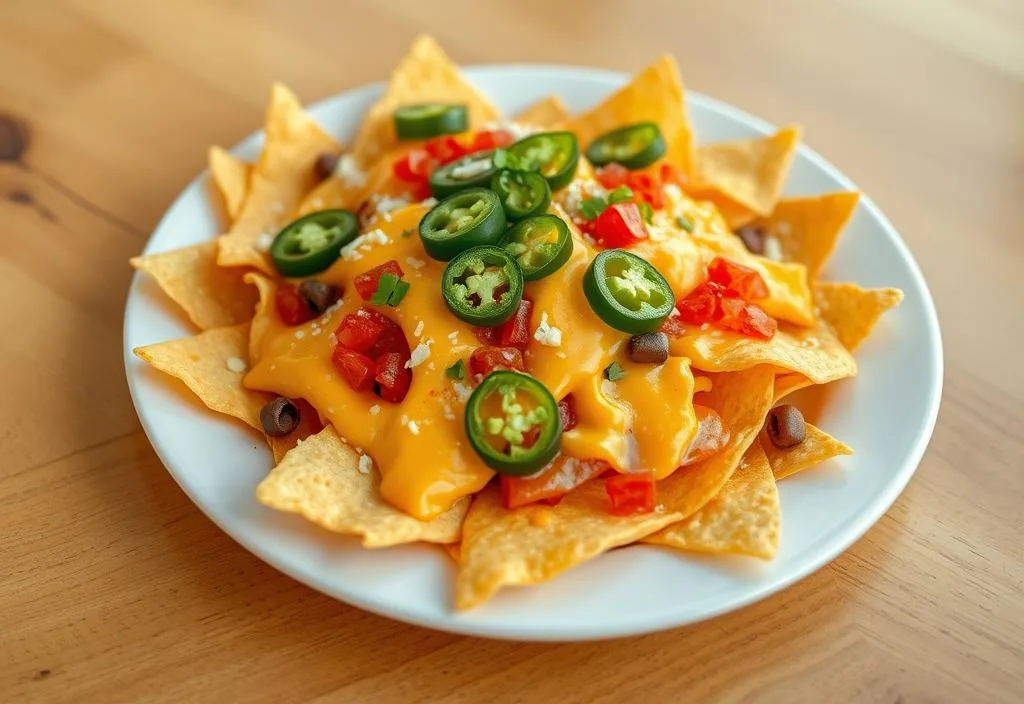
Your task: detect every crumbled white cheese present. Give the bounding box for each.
[294,329,306,340]
[255,232,274,252]
[533,312,563,347]
[333,154,367,188]
[372,194,411,222]
[341,228,389,261]
[414,320,425,338]
[452,382,473,403]
[447,331,459,345]
[763,234,784,261]
[407,420,421,435]
[357,454,373,475]
[420,197,439,208]
[406,339,432,368]
[369,404,381,416]
[449,155,493,180]
[483,120,536,140]
[405,256,426,270]
[225,356,247,373]
[669,306,681,318]
[443,404,456,421]
[561,178,608,218]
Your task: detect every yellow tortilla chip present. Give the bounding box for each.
[131,241,259,331]
[443,542,461,563]
[762,423,852,480]
[134,323,270,430]
[658,366,776,518]
[815,282,903,352]
[646,443,780,559]
[514,95,570,128]
[692,125,801,216]
[349,35,500,167]
[455,482,681,610]
[257,426,467,547]
[569,55,695,176]
[243,272,275,365]
[670,317,856,385]
[217,83,340,274]
[699,192,758,230]
[758,192,860,277]
[208,146,251,223]
[773,372,814,402]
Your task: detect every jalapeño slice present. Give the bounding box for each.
[500,214,573,282]
[269,209,358,277]
[490,169,551,221]
[506,132,579,191]
[441,245,524,326]
[586,122,667,169]
[465,370,562,475]
[582,249,674,333]
[418,188,506,261]
[429,150,499,198]
[393,103,468,140]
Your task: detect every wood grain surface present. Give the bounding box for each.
[2,0,1022,701]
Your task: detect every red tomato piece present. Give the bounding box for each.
[332,348,376,391]
[707,257,769,300]
[469,129,514,152]
[719,301,777,340]
[595,163,629,190]
[375,351,412,403]
[557,395,578,432]
[659,162,686,186]
[336,308,387,353]
[501,456,610,510]
[353,259,405,301]
[675,281,726,325]
[471,325,503,346]
[469,346,526,378]
[605,471,656,515]
[424,135,465,164]
[593,202,648,248]
[275,285,315,326]
[499,299,534,349]
[660,315,687,338]
[393,149,434,182]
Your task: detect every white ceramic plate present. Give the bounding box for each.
[124,65,942,641]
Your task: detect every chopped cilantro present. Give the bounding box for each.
[446,359,466,381]
[604,361,626,381]
[607,186,633,204]
[370,272,408,306]
[400,227,414,238]
[579,196,608,220]
[639,201,654,224]
[675,215,695,232]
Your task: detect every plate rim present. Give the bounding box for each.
[123,63,943,641]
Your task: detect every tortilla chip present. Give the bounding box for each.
[209,146,251,222]
[514,95,570,128]
[243,272,276,365]
[295,148,403,217]
[762,423,852,480]
[757,192,860,277]
[217,83,340,274]
[645,443,780,559]
[134,323,270,430]
[455,481,680,610]
[568,55,695,176]
[691,125,801,216]
[443,542,462,563]
[658,366,776,518]
[773,372,814,402]
[131,241,259,331]
[257,426,467,547]
[815,282,904,352]
[670,317,856,385]
[349,35,500,167]
[699,192,759,230]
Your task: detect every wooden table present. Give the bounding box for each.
[2,0,1022,701]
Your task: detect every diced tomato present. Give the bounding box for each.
[336,307,387,353]
[393,149,435,183]
[659,162,686,186]
[660,315,686,338]
[332,348,376,392]
[719,301,777,340]
[275,285,315,326]
[595,163,629,190]
[375,351,412,403]
[424,135,465,164]
[501,455,611,509]
[593,202,648,248]
[679,405,730,467]
[499,299,534,349]
[605,471,656,515]
[468,129,514,152]
[353,259,405,301]
[676,281,726,325]
[469,346,525,377]
[707,257,769,300]
[367,324,410,358]
[471,325,503,346]
[557,395,578,432]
